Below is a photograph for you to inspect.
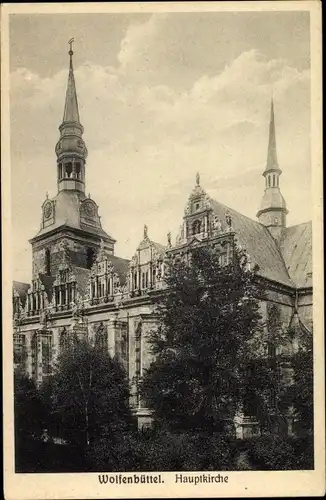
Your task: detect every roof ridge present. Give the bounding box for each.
[286,220,312,230]
[209,196,267,227]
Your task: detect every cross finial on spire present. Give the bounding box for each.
[196,172,200,186]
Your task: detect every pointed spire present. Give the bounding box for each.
[265,96,280,173]
[63,38,80,124]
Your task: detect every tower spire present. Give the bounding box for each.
[63,38,80,124]
[55,39,88,193]
[257,97,288,240]
[265,96,280,173]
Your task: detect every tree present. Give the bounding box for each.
[291,327,313,436]
[242,303,293,434]
[42,337,136,470]
[140,245,265,434]
[14,372,47,471]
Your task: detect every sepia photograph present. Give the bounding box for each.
[2,2,324,498]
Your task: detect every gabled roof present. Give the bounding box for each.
[137,238,165,254]
[279,222,312,288]
[209,198,294,287]
[72,266,91,298]
[39,274,55,302]
[13,281,29,306]
[107,254,130,285]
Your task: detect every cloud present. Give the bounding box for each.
[10,26,311,281]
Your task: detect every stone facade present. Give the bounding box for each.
[13,48,313,436]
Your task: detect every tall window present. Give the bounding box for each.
[65,162,72,178]
[273,174,276,187]
[75,162,81,180]
[268,175,271,188]
[42,335,52,376]
[31,333,38,381]
[58,163,63,179]
[45,248,51,275]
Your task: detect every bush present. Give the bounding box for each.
[248,434,309,470]
[136,430,237,471]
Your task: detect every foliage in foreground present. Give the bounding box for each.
[140,245,267,432]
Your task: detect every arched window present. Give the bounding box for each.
[45,248,51,275]
[273,174,276,187]
[86,248,95,270]
[65,162,72,178]
[192,219,202,235]
[268,175,271,188]
[75,162,81,180]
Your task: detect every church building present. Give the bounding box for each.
[12,46,312,436]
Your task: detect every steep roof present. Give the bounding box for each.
[107,254,130,285]
[39,274,55,302]
[63,50,80,124]
[279,222,312,288]
[72,266,91,298]
[209,198,294,287]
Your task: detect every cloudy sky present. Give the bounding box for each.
[10,11,311,282]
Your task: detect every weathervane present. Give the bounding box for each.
[68,37,75,58]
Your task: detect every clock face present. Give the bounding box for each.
[84,201,96,217]
[274,217,279,224]
[44,202,53,219]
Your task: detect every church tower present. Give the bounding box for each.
[257,98,288,240]
[55,40,87,193]
[29,41,116,279]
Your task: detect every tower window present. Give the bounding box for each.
[268,176,271,188]
[75,162,81,180]
[45,248,51,275]
[58,163,63,179]
[86,247,95,270]
[273,174,276,187]
[65,162,72,178]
